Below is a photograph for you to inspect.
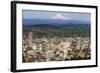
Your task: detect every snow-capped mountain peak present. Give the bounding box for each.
[50,13,71,20]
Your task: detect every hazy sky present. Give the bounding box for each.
[23,10,91,22]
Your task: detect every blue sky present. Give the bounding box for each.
[23,10,91,22]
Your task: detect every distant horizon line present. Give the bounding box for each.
[23,18,90,23]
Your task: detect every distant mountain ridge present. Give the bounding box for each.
[23,18,90,25]
[23,23,90,37]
